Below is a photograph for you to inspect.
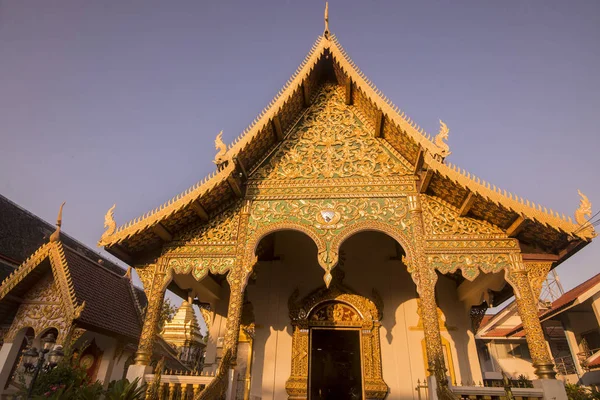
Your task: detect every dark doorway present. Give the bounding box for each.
[309,329,362,400]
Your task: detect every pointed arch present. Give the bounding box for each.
[330,220,416,264]
[244,222,329,271]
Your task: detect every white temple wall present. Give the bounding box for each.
[204,287,229,374]
[228,230,484,400]
[108,350,134,382]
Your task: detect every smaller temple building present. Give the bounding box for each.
[0,195,186,396]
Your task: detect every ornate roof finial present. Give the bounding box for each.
[324,2,330,39]
[49,202,66,243]
[575,190,592,225]
[100,204,117,244]
[213,130,229,169]
[434,120,451,159]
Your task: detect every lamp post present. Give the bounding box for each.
[22,333,64,399]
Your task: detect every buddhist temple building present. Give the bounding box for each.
[0,195,186,396]
[94,5,596,400]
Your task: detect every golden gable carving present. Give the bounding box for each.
[421,195,504,237]
[252,83,410,180]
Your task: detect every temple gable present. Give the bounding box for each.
[250,83,412,181]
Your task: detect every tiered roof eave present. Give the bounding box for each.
[98,32,595,252]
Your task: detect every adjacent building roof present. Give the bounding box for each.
[0,194,124,274]
[63,247,144,340]
[478,272,600,339]
[97,27,594,265]
[0,195,142,340]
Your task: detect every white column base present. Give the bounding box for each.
[225,368,237,400]
[427,375,438,400]
[0,342,18,394]
[126,364,153,385]
[533,378,567,400]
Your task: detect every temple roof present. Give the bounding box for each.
[98,22,595,261]
[0,198,145,340]
[0,193,124,274]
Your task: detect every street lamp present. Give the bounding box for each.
[23,333,63,399]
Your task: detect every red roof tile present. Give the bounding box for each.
[587,351,600,369]
[488,272,600,338]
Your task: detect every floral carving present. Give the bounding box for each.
[168,257,235,282]
[310,302,360,323]
[253,83,410,180]
[421,195,504,237]
[286,282,388,399]
[6,274,70,343]
[173,203,241,244]
[427,253,514,281]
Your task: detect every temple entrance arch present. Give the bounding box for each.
[286,281,388,400]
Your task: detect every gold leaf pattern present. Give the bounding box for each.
[253,83,410,180]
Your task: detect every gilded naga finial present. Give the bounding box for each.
[49,202,66,243]
[434,120,451,159]
[575,190,592,225]
[100,204,117,244]
[574,190,596,237]
[213,130,229,168]
[324,2,330,38]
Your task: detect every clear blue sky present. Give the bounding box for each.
[1,1,598,294]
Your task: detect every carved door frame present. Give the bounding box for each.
[286,285,388,400]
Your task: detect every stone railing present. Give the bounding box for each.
[416,380,544,400]
[451,385,544,399]
[144,371,215,399]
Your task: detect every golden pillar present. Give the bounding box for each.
[167,383,176,400]
[135,262,168,366]
[198,201,254,399]
[197,268,251,400]
[408,195,457,400]
[507,255,556,379]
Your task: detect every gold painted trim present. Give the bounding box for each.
[99,29,594,249]
[286,284,388,399]
[0,241,84,321]
[308,327,366,400]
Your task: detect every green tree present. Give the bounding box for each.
[158,298,178,331]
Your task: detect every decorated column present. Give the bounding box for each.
[134,261,168,366]
[507,255,556,379]
[198,201,254,400]
[407,195,457,400]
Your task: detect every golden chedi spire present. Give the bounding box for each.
[161,293,205,369]
[49,202,66,243]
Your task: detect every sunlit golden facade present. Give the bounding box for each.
[97,9,595,400]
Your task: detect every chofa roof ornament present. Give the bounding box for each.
[99,204,117,245]
[213,130,229,170]
[49,202,66,243]
[433,120,451,160]
[575,190,596,237]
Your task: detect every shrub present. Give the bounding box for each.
[17,346,103,399]
[565,384,600,400]
[105,378,146,400]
